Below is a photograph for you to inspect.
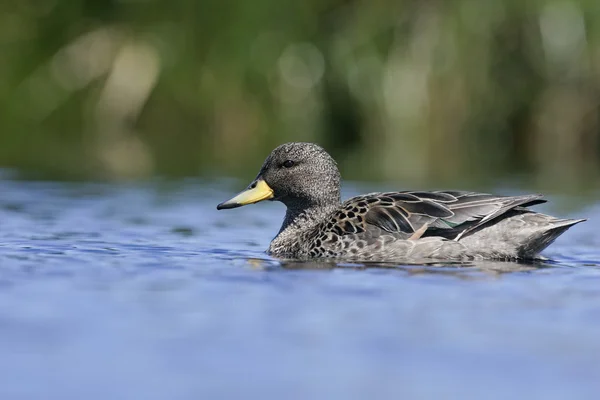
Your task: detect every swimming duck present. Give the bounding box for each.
[217,142,584,261]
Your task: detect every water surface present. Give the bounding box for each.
[0,177,598,400]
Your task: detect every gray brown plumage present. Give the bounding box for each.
[217,142,585,261]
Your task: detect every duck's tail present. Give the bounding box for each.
[519,217,586,258]
[458,213,585,260]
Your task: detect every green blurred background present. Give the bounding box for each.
[1,0,599,189]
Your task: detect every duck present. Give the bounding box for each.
[217,142,585,261]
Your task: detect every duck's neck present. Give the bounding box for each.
[268,202,339,256]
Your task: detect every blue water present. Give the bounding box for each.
[0,177,599,400]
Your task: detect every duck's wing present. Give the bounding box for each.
[327,191,546,240]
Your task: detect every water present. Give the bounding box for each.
[0,176,599,400]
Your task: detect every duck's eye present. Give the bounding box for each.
[282,160,295,168]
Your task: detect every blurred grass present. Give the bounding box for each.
[0,0,599,190]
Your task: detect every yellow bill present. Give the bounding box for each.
[217,178,274,210]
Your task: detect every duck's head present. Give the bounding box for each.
[217,142,341,210]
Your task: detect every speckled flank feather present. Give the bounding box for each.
[219,142,585,261]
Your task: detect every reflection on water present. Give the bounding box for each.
[250,257,549,278]
[0,176,599,400]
